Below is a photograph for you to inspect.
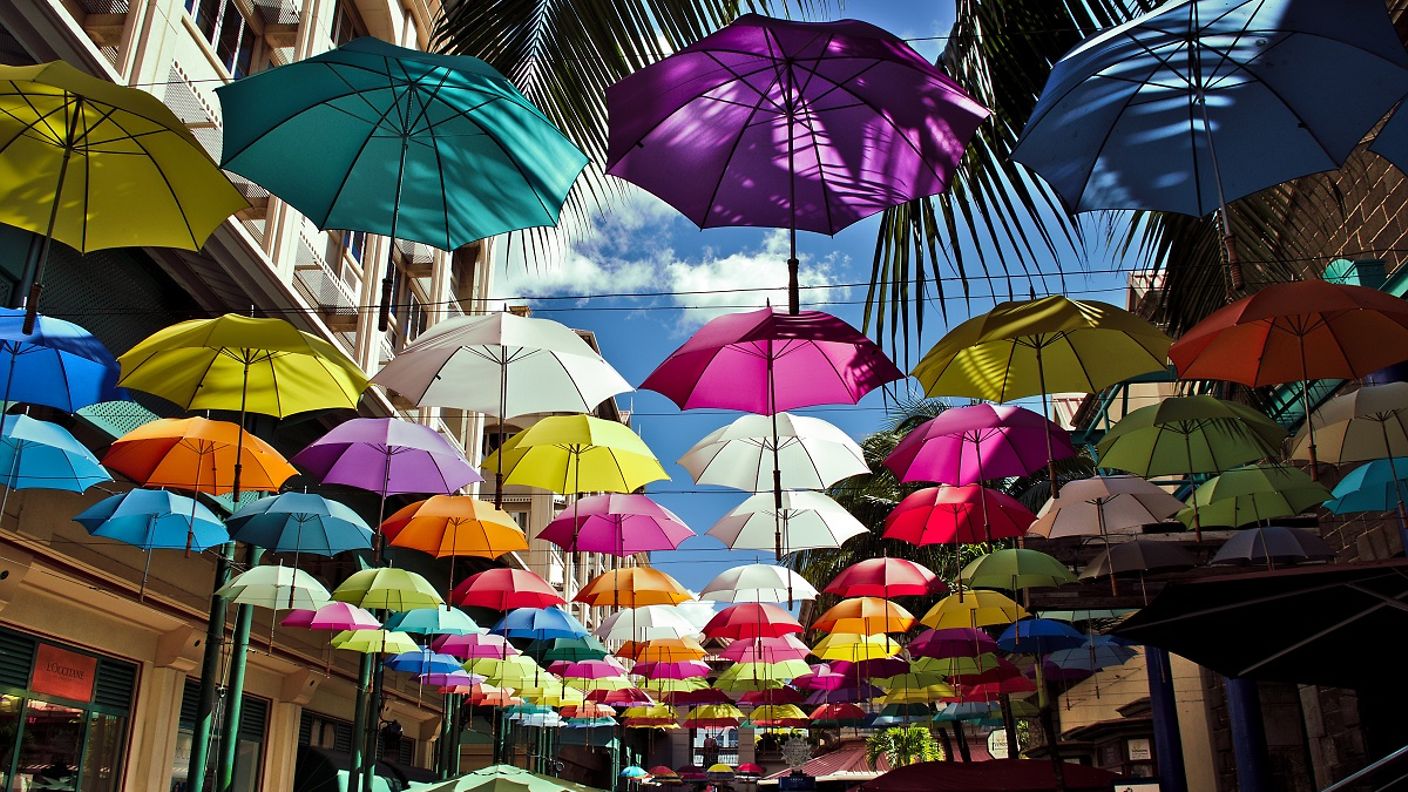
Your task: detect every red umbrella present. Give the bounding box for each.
[452,568,564,610]
[663,688,734,706]
[883,485,1035,545]
[587,687,653,706]
[825,558,942,598]
[703,603,803,640]
[1169,279,1408,475]
[809,703,867,726]
[739,686,804,706]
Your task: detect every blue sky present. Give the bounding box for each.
[491,1,1147,593]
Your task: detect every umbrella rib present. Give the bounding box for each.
[694,57,787,227]
[101,110,200,247]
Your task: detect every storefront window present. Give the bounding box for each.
[0,695,21,790]
[16,700,86,791]
[80,712,125,792]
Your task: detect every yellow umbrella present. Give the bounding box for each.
[575,567,692,608]
[331,629,419,654]
[812,597,915,635]
[881,683,955,705]
[465,656,546,690]
[812,633,902,662]
[0,62,245,329]
[483,414,668,494]
[920,591,1028,630]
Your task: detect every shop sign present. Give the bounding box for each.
[778,774,815,791]
[30,643,98,702]
[1127,737,1152,761]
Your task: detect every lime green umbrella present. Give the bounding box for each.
[421,765,604,792]
[465,655,546,690]
[1097,396,1285,477]
[960,549,1075,591]
[483,414,668,494]
[332,568,444,611]
[332,629,420,654]
[1178,464,1331,529]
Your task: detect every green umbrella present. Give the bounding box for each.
[216,565,330,611]
[331,567,444,611]
[529,635,610,663]
[1178,464,1331,529]
[215,38,587,331]
[1096,396,1285,477]
[959,549,1075,591]
[423,765,604,792]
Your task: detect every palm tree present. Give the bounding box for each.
[865,725,942,769]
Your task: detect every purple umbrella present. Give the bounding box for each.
[607,14,987,313]
[431,632,520,660]
[908,628,999,660]
[537,493,693,556]
[803,682,882,706]
[885,404,1075,485]
[293,417,480,497]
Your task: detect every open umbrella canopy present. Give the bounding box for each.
[1178,464,1331,528]
[623,637,709,664]
[1027,475,1184,539]
[331,629,420,655]
[1045,640,1138,676]
[908,628,999,660]
[383,495,526,558]
[74,489,227,552]
[640,308,904,413]
[432,632,518,660]
[812,633,902,662]
[492,607,588,640]
[1326,458,1408,513]
[596,606,701,643]
[116,314,367,417]
[717,635,810,663]
[883,485,1035,545]
[282,602,379,631]
[1293,382,1408,464]
[700,564,818,603]
[331,568,444,611]
[228,492,372,556]
[702,603,803,640]
[708,490,867,552]
[575,567,692,607]
[1081,540,1197,579]
[216,565,331,611]
[1097,395,1286,476]
[0,415,110,492]
[291,417,480,495]
[885,404,1075,484]
[385,607,484,636]
[679,413,867,491]
[633,660,712,680]
[453,568,564,611]
[484,414,668,494]
[912,296,1172,402]
[464,655,546,689]
[812,597,915,635]
[960,549,1074,591]
[385,649,463,676]
[996,619,1085,655]
[681,704,744,728]
[825,558,939,598]
[809,703,868,727]
[529,635,610,663]
[539,494,692,555]
[0,310,122,412]
[102,417,295,495]
[920,591,1028,630]
[748,704,810,727]
[1210,525,1335,567]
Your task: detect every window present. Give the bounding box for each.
[330,0,366,46]
[172,680,267,792]
[186,0,261,77]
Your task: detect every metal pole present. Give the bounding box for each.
[350,654,373,792]
[1146,647,1188,792]
[216,545,264,792]
[1224,676,1270,792]
[20,96,78,334]
[377,135,410,332]
[363,654,387,789]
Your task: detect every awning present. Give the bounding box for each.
[853,759,1119,792]
[292,745,438,792]
[1115,560,1408,687]
[761,739,888,783]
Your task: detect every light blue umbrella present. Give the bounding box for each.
[996,618,1085,655]
[215,37,588,330]
[1012,0,1408,287]
[619,766,649,780]
[227,492,373,556]
[75,489,227,551]
[385,648,463,676]
[492,607,589,640]
[386,607,486,636]
[1326,458,1408,514]
[1045,640,1139,676]
[0,309,123,412]
[0,414,110,494]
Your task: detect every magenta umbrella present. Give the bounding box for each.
[282,602,380,631]
[431,633,519,660]
[537,493,693,556]
[717,635,811,664]
[606,14,987,313]
[885,404,1074,485]
[909,628,1000,660]
[634,660,712,680]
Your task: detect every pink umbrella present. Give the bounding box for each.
[452,568,565,611]
[739,687,803,706]
[432,633,519,660]
[885,404,1074,485]
[883,485,1035,545]
[825,558,941,598]
[908,628,999,660]
[702,603,803,640]
[538,493,693,556]
[587,687,653,706]
[558,659,629,681]
[830,657,910,679]
[664,688,733,706]
[792,663,847,691]
[281,602,380,631]
[634,660,712,680]
[717,635,810,663]
[420,671,483,688]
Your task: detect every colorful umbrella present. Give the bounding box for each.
[291,417,480,496]
[228,493,372,556]
[575,567,692,608]
[681,704,743,729]
[216,566,331,611]
[491,607,588,640]
[1327,458,1408,514]
[1295,383,1408,465]
[529,636,610,663]
[102,417,296,495]
[595,606,700,642]
[680,413,867,491]
[1178,464,1331,529]
[707,490,867,553]
[383,496,526,561]
[538,494,691,556]
[1079,540,1197,581]
[808,703,868,727]
[1169,281,1408,474]
[633,660,712,681]
[385,649,464,676]
[622,637,709,664]
[1209,525,1334,568]
[1044,641,1138,677]
[1097,395,1285,477]
[484,414,668,494]
[385,607,484,637]
[702,603,802,640]
[700,564,818,603]
[332,568,444,612]
[607,15,986,311]
[812,597,915,635]
[717,635,811,664]
[747,704,810,728]
[960,549,1074,591]
[0,62,244,329]
[75,489,226,552]
[282,602,379,631]
[886,404,1075,485]
[217,38,587,328]
[908,628,1000,660]
[432,633,518,660]
[453,568,564,611]
[1027,475,1184,539]
[0,310,121,411]
[824,558,939,598]
[920,591,1028,630]
[996,619,1084,655]
[333,629,420,655]
[0,414,109,494]
[812,634,902,662]
[883,485,1035,545]
[1011,0,1408,288]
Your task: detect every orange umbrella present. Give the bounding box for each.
[102,417,296,494]
[621,637,709,663]
[574,567,692,607]
[382,495,526,558]
[560,701,616,719]
[812,596,916,635]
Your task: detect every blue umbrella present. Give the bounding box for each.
[0,309,123,412]
[75,489,227,551]
[227,492,373,556]
[492,607,588,640]
[386,607,485,636]
[0,414,110,493]
[1045,640,1139,676]
[384,648,462,676]
[566,716,617,728]
[619,766,649,780]
[996,618,1085,655]
[1326,458,1408,514]
[1012,0,1408,288]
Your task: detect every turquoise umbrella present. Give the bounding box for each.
[75,489,227,551]
[1326,458,1408,514]
[215,37,588,330]
[0,414,110,495]
[227,492,373,556]
[386,607,486,636]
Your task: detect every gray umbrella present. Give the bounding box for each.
[1210,526,1334,569]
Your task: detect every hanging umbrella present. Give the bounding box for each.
[700,564,818,603]
[575,567,692,608]
[483,414,668,494]
[103,417,296,496]
[1044,641,1138,679]
[1178,464,1331,529]
[1295,383,1408,526]
[332,568,444,612]
[420,671,482,689]
[812,634,902,662]
[1326,458,1408,514]
[1011,0,1408,289]
[75,489,226,551]
[718,635,811,664]
[432,633,519,660]
[216,38,587,330]
[465,655,546,689]
[680,413,867,491]
[920,591,1028,630]
[1210,525,1334,567]
[383,495,527,590]
[1169,281,1408,475]
[0,310,122,412]
[217,566,331,611]
[715,661,809,692]
[908,628,1000,660]
[634,660,712,681]
[333,629,420,655]
[707,490,867,553]
[1080,540,1197,580]
[595,606,700,642]
[702,603,803,640]
[0,414,110,494]
[0,62,245,329]
[491,607,589,640]
[886,404,1075,486]
[960,549,1074,591]
[607,15,986,312]
[811,598,915,635]
[538,494,692,556]
[824,558,939,598]
[292,417,480,497]
[1027,475,1184,539]
[529,636,610,664]
[681,704,744,729]
[385,607,484,637]
[809,703,868,728]
[883,485,1034,545]
[1097,395,1285,477]
[748,705,811,728]
[283,602,380,631]
[623,637,709,664]
[228,493,373,556]
[996,619,1085,655]
[386,649,464,676]
[453,568,564,611]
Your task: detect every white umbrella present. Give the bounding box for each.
[594,605,700,642]
[679,413,867,491]
[1292,382,1408,463]
[216,565,331,611]
[1027,475,1184,539]
[700,563,818,603]
[707,490,867,553]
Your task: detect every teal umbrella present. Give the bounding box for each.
[215,38,588,330]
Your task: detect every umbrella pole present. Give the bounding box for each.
[1197,94,1243,293]
[495,354,507,509]
[1035,344,1059,499]
[351,486,389,792]
[786,101,800,316]
[1299,339,1319,479]
[1098,506,1117,597]
[1380,422,1408,549]
[975,439,992,543]
[377,137,410,333]
[19,109,76,335]
[1184,431,1204,543]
